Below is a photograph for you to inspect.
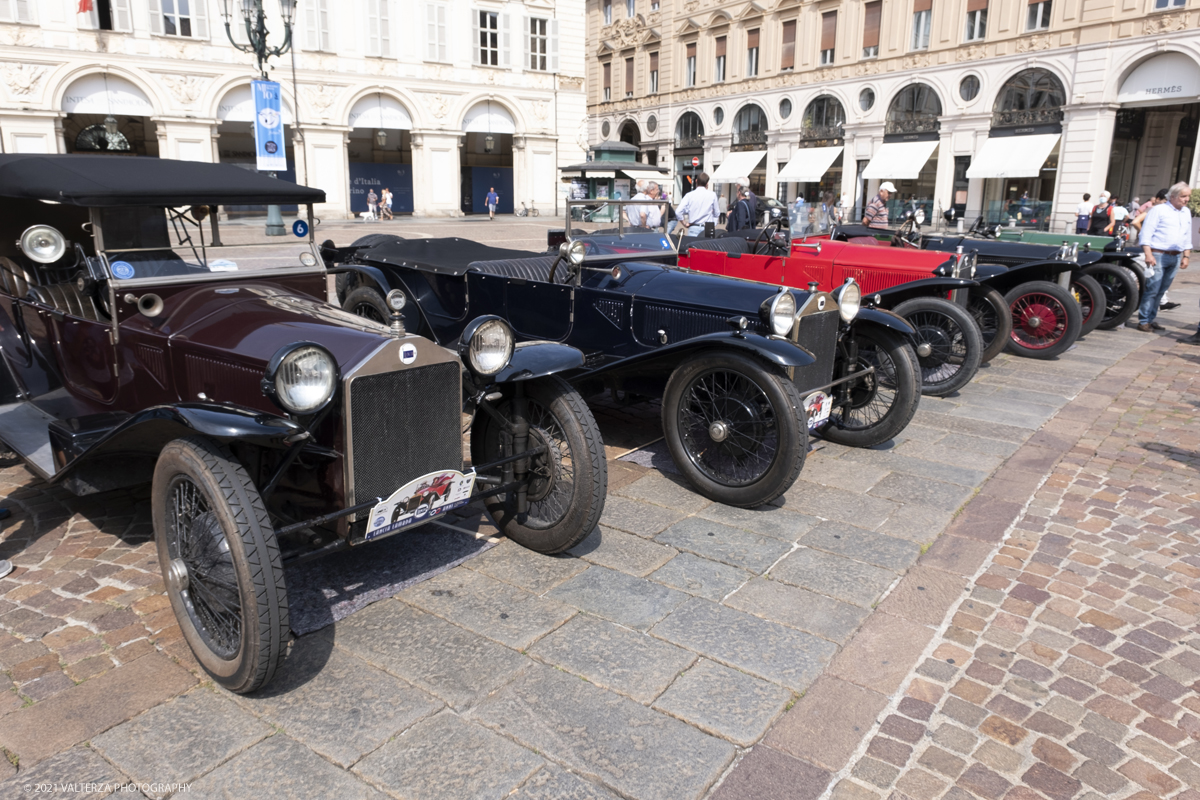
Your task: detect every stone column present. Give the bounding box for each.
[934,125,955,222]
[1057,103,1119,233]
[410,130,465,217]
[0,111,59,154]
[301,125,353,220]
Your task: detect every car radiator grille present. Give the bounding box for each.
[639,305,768,342]
[791,310,839,392]
[348,363,462,509]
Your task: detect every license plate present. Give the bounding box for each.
[804,391,831,429]
[364,469,476,541]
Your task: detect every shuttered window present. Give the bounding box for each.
[367,0,390,57]
[820,11,836,64]
[911,0,931,50]
[425,3,447,60]
[1027,0,1051,29]
[474,10,509,67]
[746,27,759,77]
[301,0,330,50]
[526,17,558,71]
[780,19,796,70]
[625,56,634,96]
[151,0,208,38]
[685,41,696,86]
[715,35,726,82]
[603,61,611,100]
[862,0,881,57]
[965,0,987,40]
[649,51,659,92]
[0,0,34,23]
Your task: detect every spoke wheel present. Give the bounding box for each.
[967,286,1012,363]
[1083,264,1139,330]
[818,326,920,448]
[342,286,389,324]
[1070,272,1105,337]
[663,351,804,507]
[892,297,982,397]
[471,376,606,553]
[1003,280,1081,359]
[153,437,288,694]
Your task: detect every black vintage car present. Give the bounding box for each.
[333,220,922,509]
[0,155,605,693]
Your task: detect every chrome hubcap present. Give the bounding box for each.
[1027,316,1042,329]
[916,342,933,358]
[708,421,730,443]
[167,558,189,593]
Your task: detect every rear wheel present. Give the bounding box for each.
[342,285,389,325]
[1004,281,1082,359]
[663,351,805,508]
[1070,273,1105,337]
[1083,264,1139,330]
[891,297,983,397]
[818,327,921,448]
[471,376,606,553]
[152,437,288,694]
[967,287,1012,364]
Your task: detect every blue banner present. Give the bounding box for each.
[348,163,414,215]
[252,80,287,172]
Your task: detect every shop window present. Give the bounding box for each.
[862,1,880,58]
[780,19,796,71]
[367,0,390,57]
[624,57,634,97]
[1026,0,1050,30]
[911,5,931,50]
[152,0,209,38]
[964,4,986,41]
[746,28,759,77]
[685,42,697,87]
[602,61,611,100]
[715,36,727,83]
[820,12,836,65]
[993,68,1065,128]
[649,51,659,93]
[425,3,447,61]
[676,111,704,147]
[80,0,132,31]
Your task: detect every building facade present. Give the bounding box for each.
[586,0,1200,230]
[0,0,587,219]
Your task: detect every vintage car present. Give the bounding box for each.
[0,155,605,693]
[332,205,922,509]
[677,208,993,398]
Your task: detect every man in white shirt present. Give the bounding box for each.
[674,172,720,236]
[1075,193,1092,234]
[645,182,664,229]
[1137,182,1192,332]
[625,181,649,228]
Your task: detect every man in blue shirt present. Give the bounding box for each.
[674,172,720,236]
[486,187,500,220]
[1137,182,1192,333]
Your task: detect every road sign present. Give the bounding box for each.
[691,157,700,167]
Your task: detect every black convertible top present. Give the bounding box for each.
[356,236,543,275]
[0,154,326,207]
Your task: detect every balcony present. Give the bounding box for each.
[732,129,767,150]
[884,117,940,136]
[799,124,843,142]
[991,107,1065,129]
[674,135,704,149]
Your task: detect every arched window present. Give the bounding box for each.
[992,68,1065,128]
[885,83,942,135]
[675,111,704,148]
[801,95,845,140]
[733,103,767,148]
[619,120,641,146]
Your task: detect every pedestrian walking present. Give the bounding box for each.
[864,182,896,229]
[380,187,394,220]
[1075,193,1092,233]
[485,187,499,220]
[1136,182,1192,332]
[366,188,379,221]
[726,187,755,232]
[674,172,720,236]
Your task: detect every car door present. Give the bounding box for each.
[39,286,119,404]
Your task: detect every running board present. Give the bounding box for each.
[0,401,57,480]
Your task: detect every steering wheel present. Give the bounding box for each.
[892,217,922,248]
[966,215,986,236]
[547,255,577,285]
[752,217,789,256]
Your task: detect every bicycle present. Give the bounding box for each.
[515,201,540,217]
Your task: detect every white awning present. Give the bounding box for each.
[861,140,939,180]
[966,133,1061,179]
[710,151,767,182]
[777,146,844,182]
[348,95,412,130]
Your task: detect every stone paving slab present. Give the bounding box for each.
[652,658,793,747]
[188,734,386,800]
[463,539,587,594]
[655,516,794,572]
[770,546,901,608]
[647,552,753,601]
[508,765,624,800]
[547,564,688,631]
[569,525,678,577]
[724,577,870,643]
[0,746,123,799]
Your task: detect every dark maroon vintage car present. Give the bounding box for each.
[0,155,605,693]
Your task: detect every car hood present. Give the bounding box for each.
[617,263,813,313]
[820,240,951,270]
[925,235,1062,260]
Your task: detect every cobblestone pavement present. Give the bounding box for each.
[0,270,1196,799]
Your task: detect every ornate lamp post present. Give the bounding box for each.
[220,0,297,235]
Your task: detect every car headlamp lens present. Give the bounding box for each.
[274,345,336,414]
[20,225,66,264]
[768,291,796,336]
[567,240,586,266]
[835,281,861,322]
[469,318,514,376]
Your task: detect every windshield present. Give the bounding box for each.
[98,205,319,281]
[788,200,834,239]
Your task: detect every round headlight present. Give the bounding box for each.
[835,280,861,322]
[386,289,407,311]
[768,291,796,336]
[272,345,336,414]
[20,225,66,264]
[299,252,317,267]
[566,240,587,266]
[468,318,514,376]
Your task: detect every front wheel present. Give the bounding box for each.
[1004,280,1082,359]
[891,297,983,397]
[818,326,921,448]
[152,437,288,694]
[531,208,540,218]
[470,376,606,553]
[663,351,806,508]
[1083,264,1139,330]
[1070,272,1105,337]
[342,285,389,324]
[967,286,1012,364]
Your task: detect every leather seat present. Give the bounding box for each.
[687,237,751,255]
[848,236,887,247]
[469,257,558,283]
[31,284,102,321]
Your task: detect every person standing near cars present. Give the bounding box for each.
[864,181,895,229]
[626,181,650,229]
[675,172,720,236]
[646,182,665,230]
[1136,182,1192,332]
[726,187,755,232]
[1075,193,1092,233]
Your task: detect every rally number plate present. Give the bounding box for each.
[803,391,831,429]
[364,469,476,541]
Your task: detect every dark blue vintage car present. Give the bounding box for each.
[331,232,922,508]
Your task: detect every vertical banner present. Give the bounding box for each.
[252,80,287,172]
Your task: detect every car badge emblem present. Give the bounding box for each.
[817,297,826,311]
[400,344,417,364]
[111,260,135,280]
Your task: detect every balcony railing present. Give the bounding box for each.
[732,129,768,150]
[991,107,1064,128]
[799,124,843,141]
[884,117,941,135]
[674,135,704,149]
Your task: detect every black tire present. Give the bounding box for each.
[967,286,1012,363]
[891,297,983,397]
[470,376,606,553]
[342,285,389,325]
[152,437,288,694]
[818,326,921,448]
[1004,281,1082,359]
[662,351,805,508]
[1070,273,1105,337]
[1083,264,1139,331]
[532,209,540,217]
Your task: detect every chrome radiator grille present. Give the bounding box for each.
[348,362,462,508]
[791,310,839,392]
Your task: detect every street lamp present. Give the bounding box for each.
[103,114,119,138]
[220,0,296,236]
[484,134,495,153]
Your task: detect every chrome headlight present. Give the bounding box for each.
[461,316,514,377]
[834,280,861,322]
[1069,243,1079,262]
[265,343,338,415]
[560,240,586,266]
[762,290,796,336]
[20,225,66,264]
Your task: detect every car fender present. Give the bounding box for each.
[977,259,1072,291]
[579,331,817,379]
[336,264,441,341]
[974,264,1008,281]
[871,277,977,306]
[853,307,916,337]
[1076,251,1104,268]
[493,341,586,383]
